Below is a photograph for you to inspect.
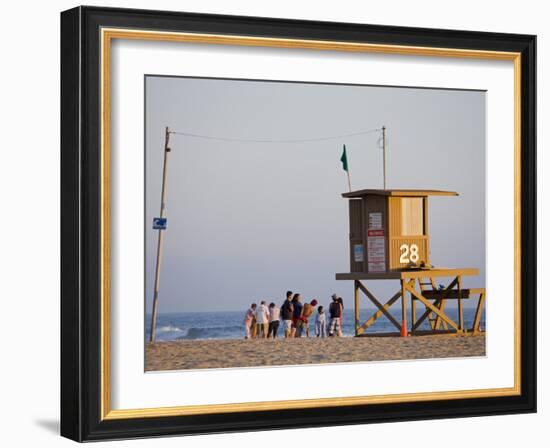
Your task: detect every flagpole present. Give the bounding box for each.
[341,144,352,192]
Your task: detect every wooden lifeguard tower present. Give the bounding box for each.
[335,189,486,337]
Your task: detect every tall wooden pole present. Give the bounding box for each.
[382,125,387,190]
[149,126,171,343]
[400,279,408,337]
[354,280,360,336]
[457,275,464,333]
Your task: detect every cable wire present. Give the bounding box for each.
[169,127,381,144]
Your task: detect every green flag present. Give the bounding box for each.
[340,145,349,172]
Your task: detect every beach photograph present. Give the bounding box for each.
[144,76,486,371]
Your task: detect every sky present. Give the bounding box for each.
[145,76,485,313]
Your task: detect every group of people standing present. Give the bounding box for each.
[244,291,344,339]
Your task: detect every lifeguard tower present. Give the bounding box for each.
[336,188,486,337]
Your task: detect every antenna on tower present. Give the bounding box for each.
[382,125,387,190]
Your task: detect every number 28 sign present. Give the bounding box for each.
[399,243,420,264]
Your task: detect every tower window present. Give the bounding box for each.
[401,197,424,236]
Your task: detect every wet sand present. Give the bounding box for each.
[145,334,485,371]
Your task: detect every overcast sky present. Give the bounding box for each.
[145,76,485,313]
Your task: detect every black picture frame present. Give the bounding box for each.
[61,5,536,442]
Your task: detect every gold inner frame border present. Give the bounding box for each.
[99,27,522,421]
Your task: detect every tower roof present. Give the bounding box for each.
[342,188,458,198]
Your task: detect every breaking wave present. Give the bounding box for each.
[177,325,243,340]
[156,324,184,333]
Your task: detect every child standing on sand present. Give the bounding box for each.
[315,305,326,337]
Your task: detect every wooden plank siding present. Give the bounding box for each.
[424,197,430,263]
[388,196,429,270]
[389,236,429,269]
[388,196,400,237]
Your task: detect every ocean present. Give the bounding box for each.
[146,307,485,341]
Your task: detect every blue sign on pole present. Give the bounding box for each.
[153,217,167,230]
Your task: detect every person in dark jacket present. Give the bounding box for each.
[328,294,343,336]
[290,293,303,337]
[337,296,344,328]
[280,291,294,338]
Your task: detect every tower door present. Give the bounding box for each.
[348,199,364,272]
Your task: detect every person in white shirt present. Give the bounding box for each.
[243,303,256,339]
[255,300,270,338]
[267,302,281,338]
[315,305,326,337]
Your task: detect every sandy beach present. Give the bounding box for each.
[145,334,485,371]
